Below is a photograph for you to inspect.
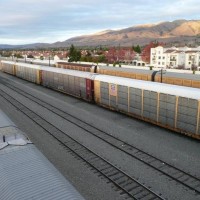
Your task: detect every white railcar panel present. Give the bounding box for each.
[95,75,200,100]
[42,66,97,79]
[2,61,41,70]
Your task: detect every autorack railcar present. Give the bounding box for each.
[41,67,96,102]
[96,66,200,88]
[94,75,200,139]
[1,60,16,75]
[56,62,93,72]
[15,62,42,84]
[97,65,153,81]
[1,61,42,84]
[1,61,96,102]
[1,60,200,139]
[55,62,200,89]
[154,71,200,88]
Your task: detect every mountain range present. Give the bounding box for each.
[1,19,200,49]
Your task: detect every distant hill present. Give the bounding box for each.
[62,19,200,47]
[0,19,200,49]
[0,43,49,49]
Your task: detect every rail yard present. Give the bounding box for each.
[1,60,200,139]
[0,63,200,200]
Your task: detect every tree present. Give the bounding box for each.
[97,55,106,63]
[132,45,141,54]
[76,51,81,61]
[68,44,81,62]
[27,54,34,58]
[68,44,75,62]
[2,52,12,57]
[14,53,23,58]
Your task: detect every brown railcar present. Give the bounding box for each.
[154,72,200,88]
[56,62,92,72]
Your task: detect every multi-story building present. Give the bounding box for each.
[141,42,165,63]
[150,46,200,69]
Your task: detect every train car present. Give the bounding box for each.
[0,57,56,67]
[97,66,200,88]
[56,62,93,72]
[41,67,96,102]
[0,61,96,102]
[1,60,200,139]
[154,71,200,88]
[2,59,200,89]
[1,60,16,75]
[0,109,85,200]
[97,65,200,88]
[97,66,154,81]
[15,62,42,84]
[1,61,42,84]
[30,59,55,67]
[94,75,200,139]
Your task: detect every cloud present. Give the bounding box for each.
[0,0,199,44]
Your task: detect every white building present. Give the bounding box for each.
[150,46,200,70]
[132,53,146,66]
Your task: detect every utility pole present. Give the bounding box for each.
[159,68,166,83]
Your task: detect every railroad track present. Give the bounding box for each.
[0,85,164,200]
[2,79,200,195]
[1,79,200,196]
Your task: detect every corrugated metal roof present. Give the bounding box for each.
[99,66,200,80]
[1,61,97,79]
[159,72,200,80]
[42,66,97,79]
[99,65,154,75]
[1,61,41,70]
[0,109,84,200]
[0,145,85,200]
[57,62,92,67]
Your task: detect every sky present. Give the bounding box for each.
[0,0,199,45]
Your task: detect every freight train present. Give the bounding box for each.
[56,62,200,89]
[0,109,85,200]
[1,60,200,140]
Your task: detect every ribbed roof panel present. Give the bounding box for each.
[0,145,84,200]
